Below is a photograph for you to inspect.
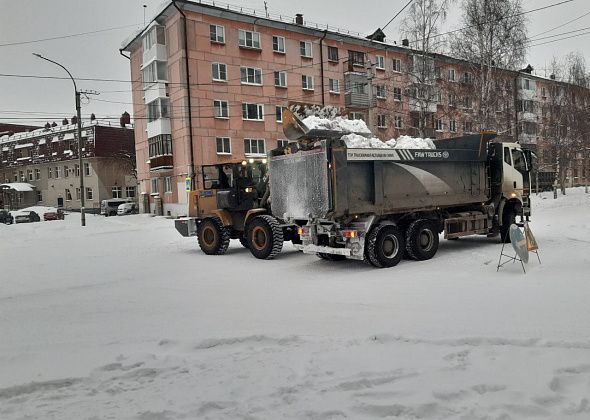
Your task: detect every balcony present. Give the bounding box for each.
[344,72,369,108]
[149,155,173,172]
[409,99,437,113]
[146,118,171,138]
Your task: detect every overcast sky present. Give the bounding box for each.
[1,0,588,126]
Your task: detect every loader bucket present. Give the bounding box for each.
[282,107,310,140]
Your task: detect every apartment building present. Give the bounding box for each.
[121,0,589,216]
[0,118,136,211]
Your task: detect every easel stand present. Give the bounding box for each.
[497,230,526,274]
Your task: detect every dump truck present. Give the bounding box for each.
[174,159,300,259]
[270,109,533,268]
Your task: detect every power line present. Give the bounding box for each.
[0,23,141,48]
[382,0,415,31]
[529,9,590,39]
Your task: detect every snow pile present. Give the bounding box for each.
[301,115,436,150]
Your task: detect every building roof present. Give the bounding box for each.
[0,183,36,192]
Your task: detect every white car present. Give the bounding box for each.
[117,202,137,216]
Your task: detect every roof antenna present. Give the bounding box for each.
[264,1,269,18]
[143,4,147,26]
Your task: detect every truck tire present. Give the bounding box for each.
[366,224,404,268]
[500,208,516,243]
[406,219,439,261]
[247,215,283,259]
[197,217,230,255]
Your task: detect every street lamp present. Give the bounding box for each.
[33,53,86,226]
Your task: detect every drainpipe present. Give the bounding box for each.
[119,49,130,60]
[319,30,327,106]
[172,1,196,189]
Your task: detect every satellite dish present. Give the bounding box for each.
[509,224,529,264]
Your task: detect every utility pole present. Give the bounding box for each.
[33,53,86,226]
[366,59,375,133]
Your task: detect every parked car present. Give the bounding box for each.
[44,209,65,221]
[117,202,138,216]
[14,211,41,224]
[101,199,130,216]
[0,209,14,224]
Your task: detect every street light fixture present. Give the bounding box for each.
[33,53,86,226]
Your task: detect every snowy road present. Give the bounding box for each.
[1,189,590,419]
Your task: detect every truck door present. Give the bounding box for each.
[501,146,525,196]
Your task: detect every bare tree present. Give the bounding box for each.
[401,0,453,137]
[451,0,528,130]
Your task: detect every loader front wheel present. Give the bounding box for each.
[366,224,404,268]
[197,217,230,255]
[406,219,439,261]
[247,215,283,259]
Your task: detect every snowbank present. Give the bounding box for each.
[302,115,436,150]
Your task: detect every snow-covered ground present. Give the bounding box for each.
[1,189,590,419]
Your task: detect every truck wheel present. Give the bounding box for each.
[247,215,283,259]
[366,224,404,268]
[500,209,516,243]
[406,219,439,261]
[239,237,249,249]
[197,217,230,255]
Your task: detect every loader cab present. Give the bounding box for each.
[189,160,267,217]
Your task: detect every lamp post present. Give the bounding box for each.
[33,53,85,226]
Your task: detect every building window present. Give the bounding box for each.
[74,164,80,177]
[435,118,443,131]
[377,114,386,128]
[86,187,93,200]
[212,62,227,81]
[393,87,402,101]
[463,96,473,109]
[449,119,457,132]
[164,176,172,193]
[522,78,531,90]
[76,188,81,200]
[84,162,91,176]
[210,24,225,43]
[277,139,289,148]
[448,94,457,107]
[376,55,385,70]
[48,167,52,179]
[328,46,339,62]
[216,137,231,154]
[275,106,283,123]
[272,35,285,53]
[541,87,547,98]
[112,186,122,198]
[274,71,287,87]
[19,171,25,182]
[462,72,473,84]
[148,134,173,158]
[348,50,365,66]
[393,58,402,72]
[37,190,42,202]
[376,85,386,99]
[151,178,159,194]
[142,25,165,51]
[35,168,41,180]
[244,138,266,156]
[300,41,312,58]
[448,68,456,81]
[242,103,264,121]
[238,29,261,49]
[240,67,262,85]
[350,112,364,121]
[302,75,314,91]
[213,100,229,118]
[65,189,72,201]
[463,121,473,133]
[394,115,403,129]
[142,60,167,86]
[329,78,340,93]
[27,169,33,181]
[64,165,69,178]
[55,167,61,179]
[147,98,169,122]
[126,186,136,198]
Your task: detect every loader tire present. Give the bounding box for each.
[239,236,249,249]
[406,219,439,261]
[247,215,283,259]
[500,208,516,244]
[197,217,230,255]
[365,224,404,268]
